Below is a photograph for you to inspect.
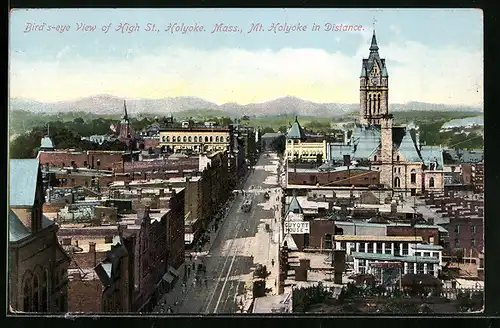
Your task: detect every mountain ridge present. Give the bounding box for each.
[9,95,483,117]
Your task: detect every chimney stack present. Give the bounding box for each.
[89,242,96,253]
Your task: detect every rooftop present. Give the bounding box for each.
[335,235,424,242]
[351,252,440,264]
[10,159,40,207]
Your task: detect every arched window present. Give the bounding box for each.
[398,168,401,174]
[394,177,401,188]
[162,136,166,142]
[396,155,400,161]
[410,173,417,184]
[194,136,197,142]
[215,136,219,142]
[166,136,170,142]
[188,136,192,142]
[374,155,377,161]
[368,94,372,115]
[23,274,32,312]
[205,136,209,143]
[210,136,213,142]
[183,136,187,142]
[394,168,397,173]
[200,136,203,142]
[429,177,435,188]
[377,94,381,113]
[33,274,39,312]
[42,270,48,312]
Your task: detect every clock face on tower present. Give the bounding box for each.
[371,77,379,86]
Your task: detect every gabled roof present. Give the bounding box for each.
[286,195,303,215]
[286,117,306,140]
[10,159,40,207]
[361,30,388,79]
[420,146,445,170]
[351,126,381,159]
[9,210,31,242]
[398,129,422,163]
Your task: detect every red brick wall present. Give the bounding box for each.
[166,190,185,269]
[39,151,124,171]
[70,251,108,270]
[386,227,440,245]
[309,220,336,249]
[288,170,379,186]
[67,279,103,313]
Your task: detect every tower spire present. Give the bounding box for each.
[370,17,379,52]
[123,100,128,120]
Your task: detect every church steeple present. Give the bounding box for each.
[370,30,379,52]
[121,100,129,123]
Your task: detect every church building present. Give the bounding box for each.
[326,30,444,196]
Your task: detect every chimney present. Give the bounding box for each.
[89,242,96,253]
[63,237,72,246]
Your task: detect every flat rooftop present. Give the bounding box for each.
[335,235,424,242]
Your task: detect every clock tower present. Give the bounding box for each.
[359,30,389,126]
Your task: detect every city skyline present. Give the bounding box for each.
[10,8,483,106]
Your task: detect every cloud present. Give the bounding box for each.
[389,25,401,34]
[9,39,483,106]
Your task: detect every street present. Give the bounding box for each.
[156,153,282,314]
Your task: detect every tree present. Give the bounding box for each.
[278,125,288,134]
[260,127,275,134]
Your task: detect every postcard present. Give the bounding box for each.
[8,8,483,315]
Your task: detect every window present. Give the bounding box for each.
[423,252,431,257]
[215,136,219,142]
[367,242,374,253]
[303,234,309,248]
[428,265,435,276]
[394,177,401,188]
[183,136,187,142]
[429,177,435,188]
[432,252,439,259]
[376,242,383,253]
[410,173,416,184]
[455,225,460,233]
[407,263,415,274]
[454,238,460,248]
[340,241,347,250]
[83,161,88,167]
[210,136,213,142]
[429,163,436,170]
[416,263,425,274]
[374,155,377,161]
[396,155,400,161]
[394,243,401,255]
[42,270,48,311]
[23,276,31,311]
[33,274,39,312]
[394,168,397,173]
[188,136,192,142]
[384,242,392,254]
[194,136,198,142]
[205,136,209,142]
[324,234,333,249]
[402,243,409,255]
[398,168,401,174]
[471,225,477,233]
[227,136,230,142]
[471,238,476,247]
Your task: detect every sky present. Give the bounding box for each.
[10,8,483,106]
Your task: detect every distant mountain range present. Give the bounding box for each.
[9,95,483,118]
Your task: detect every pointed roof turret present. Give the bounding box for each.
[121,100,129,123]
[287,192,304,215]
[286,116,306,140]
[370,30,379,52]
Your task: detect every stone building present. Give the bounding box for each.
[285,118,328,163]
[326,30,445,196]
[158,121,232,154]
[9,159,70,312]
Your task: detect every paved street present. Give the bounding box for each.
[155,153,283,314]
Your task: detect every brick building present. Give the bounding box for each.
[95,237,131,312]
[9,159,70,313]
[287,166,379,187]
[38,150,126,172]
